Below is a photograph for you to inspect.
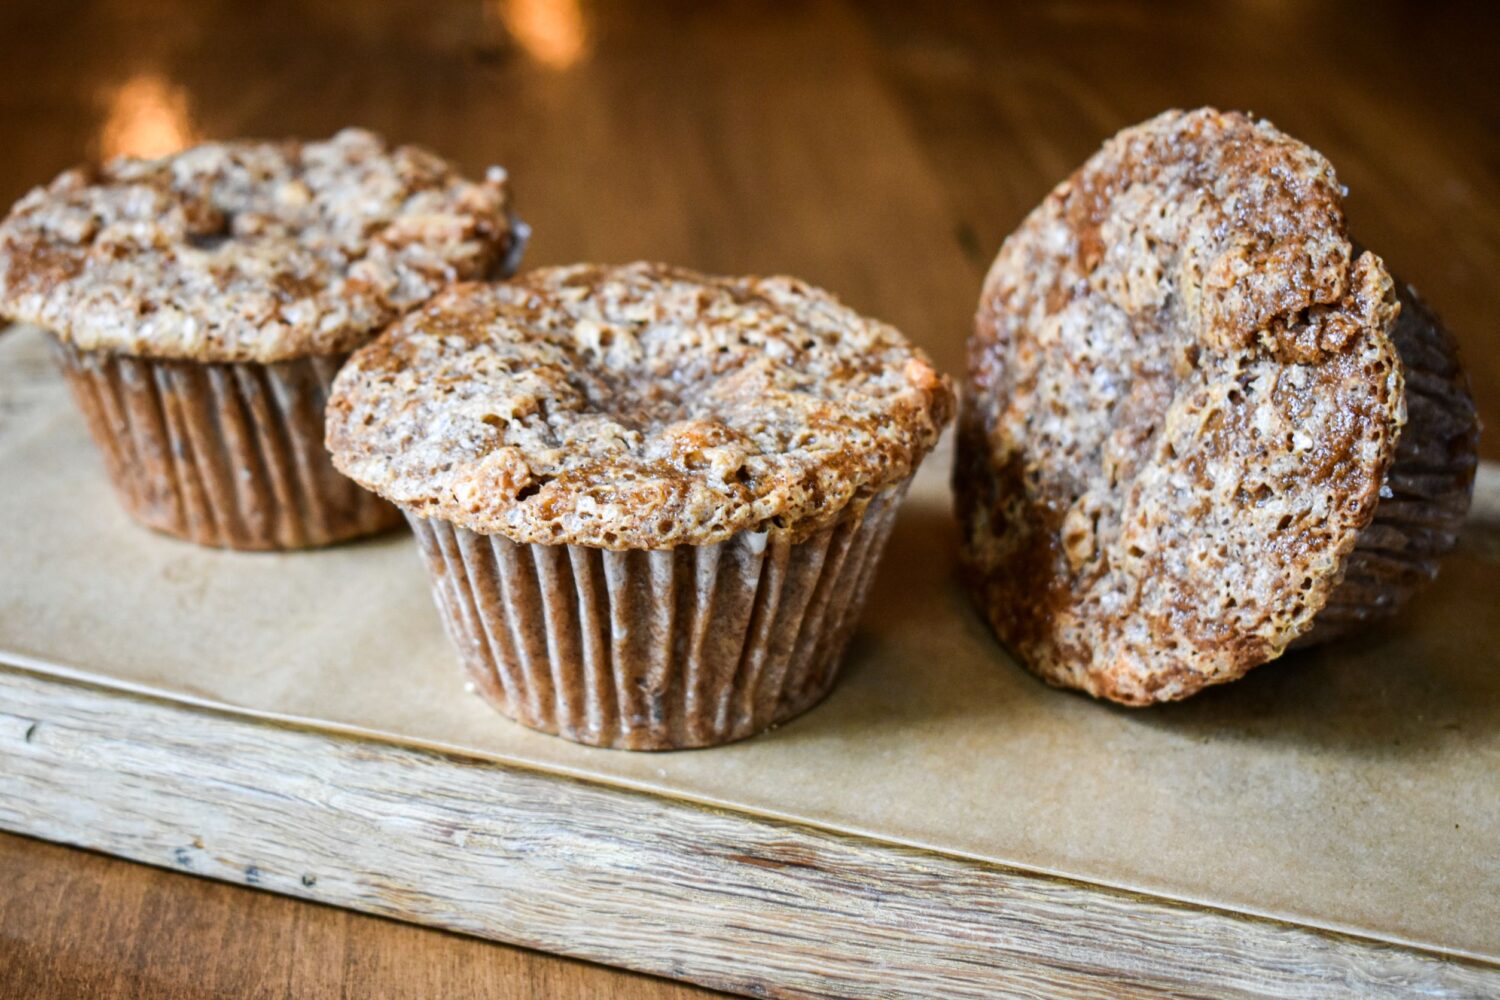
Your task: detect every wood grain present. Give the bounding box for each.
[3,666,1496,1000]
[1,1,1497,996]
[0,830,719,1000]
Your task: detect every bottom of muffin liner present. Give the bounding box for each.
[408,486,907,750]
[1303,283,1480,644]
[52,337,402,551]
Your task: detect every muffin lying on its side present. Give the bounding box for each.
[0,128,524,549]
[957,108,1478,705]
[328,263,954,749]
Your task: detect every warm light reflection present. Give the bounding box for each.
[99,74,197,160]
[499,0,588,69]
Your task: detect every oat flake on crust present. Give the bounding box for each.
[0,128,519,363]
[956,108,1406,705]
[327,263,954,549]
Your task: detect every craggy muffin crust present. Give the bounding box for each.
[328,263,954,549]
[0,128,518,363]
[958,108,1408,704]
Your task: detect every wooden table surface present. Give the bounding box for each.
[1,1,1495,996]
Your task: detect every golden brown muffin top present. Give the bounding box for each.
[958,108,1405,704]
[327,263,954,548]
[0,129,520,363]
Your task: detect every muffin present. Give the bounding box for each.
[956,108,1478,705]
[0,128,525,550]
[327,263,954,749]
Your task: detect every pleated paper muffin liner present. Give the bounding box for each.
[52,337,402,550]
[408,485,908,750]
[1303,282,1480,643]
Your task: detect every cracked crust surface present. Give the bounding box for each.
[957,108,1406,704]
[0,128,518,363]
[328,263,954,549]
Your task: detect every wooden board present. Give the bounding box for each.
[0,829,720,1000]
[5,667,1498,1000]
[2,322,1499,997]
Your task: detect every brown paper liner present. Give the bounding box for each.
[408,486,907,750]
[51,338,402,551]
[1303,281,1480,643]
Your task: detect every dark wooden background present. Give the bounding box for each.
[1,1,1495,996]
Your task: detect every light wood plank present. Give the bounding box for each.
[2,665,1493,999]
[0,830,720,999]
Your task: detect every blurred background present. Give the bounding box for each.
[1,0,1495,454]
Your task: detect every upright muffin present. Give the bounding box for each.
[328,263,954,749]
[957,108,1478,705]
[0,128,524,550]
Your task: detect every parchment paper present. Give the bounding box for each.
[2,326,1496,960]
